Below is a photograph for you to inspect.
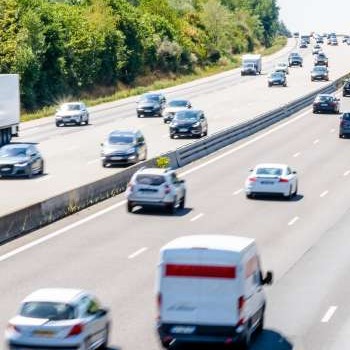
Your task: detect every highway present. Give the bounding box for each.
[2,39,350,216]
[1,90,350,349]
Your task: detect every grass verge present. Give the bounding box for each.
[21,36,288,123]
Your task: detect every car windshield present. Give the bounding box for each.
[108,135,134,145]
[0,147,27,157]
[136,174,165,186]
[313,67,325,72]
[271,72,283,78]
[174,111,199,122]
[60,104,81,111]
[140,95,159,103]
[256,168,283,176]
[168,100,187,107]
[20,302,75,320]
[342,113,350,121]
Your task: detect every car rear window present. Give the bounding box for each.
[20,302,75,320]
[256,168,283,176]
[317,95,332,102]
[136,174,165,186]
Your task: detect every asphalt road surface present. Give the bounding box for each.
[2,39,350,216]
[1,91,350,349]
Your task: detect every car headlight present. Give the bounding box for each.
[126,148,136,154]
[192,122,200,127]
[15,162,28,167]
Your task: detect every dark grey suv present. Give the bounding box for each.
[0,143,44,178]
[136,92,166,117]
[339,113,350,138]
[101,129,147,167]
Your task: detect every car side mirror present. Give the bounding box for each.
[177,179,185,184]
[96,308,109,317]
[263,271,273,285]
[100,143,104,147]
[292,170,297,174]
[249,169,253,172]
[188,104,192,109]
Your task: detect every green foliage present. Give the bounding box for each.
[0,0,285,110]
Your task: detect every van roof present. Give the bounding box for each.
[242,54,261,59]
[161,235,255,253]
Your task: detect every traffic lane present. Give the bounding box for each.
[1,103,349,348]
[266,203,350,350]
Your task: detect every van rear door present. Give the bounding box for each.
[160,248,242,326]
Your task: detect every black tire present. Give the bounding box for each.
[293,184,298,197]
[179,195,185,209]
[127,201,133,213]
[39,161,44,175]
[27,165,33,179]
[287,186,293,200]
[204,128,208,136]
[102,161,108,168]
[98,324,109,350]
[55,121,61,127]
[160,339,171,349]
[167,202,176,214]
[79,117,84,126]
[170,134,175,139]
[246,194,253,199]
[85,116,89,125]
[339,134,344,138]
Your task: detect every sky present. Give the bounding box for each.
[277,0,349,35]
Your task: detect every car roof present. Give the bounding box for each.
[2,143,31,149]
[176,109,203,115]
[22,288,85,304]
[161,235,254,253]
[254,163,288,169]
[168,99,189,103]
[136,167,173,176]
[317,94,333,98]
[109,129,139,136]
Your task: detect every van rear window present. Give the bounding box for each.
[165,264,236,279]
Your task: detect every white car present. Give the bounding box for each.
[162,99,192,123]
[126,167,186,213]
[274,62,289,75]
[55,102,89,127]
[5,288,110,350]
[245,163,298,199]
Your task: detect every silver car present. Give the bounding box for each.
[5,288,110,350]
[55,102,89,126]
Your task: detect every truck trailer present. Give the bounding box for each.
[241,54,262,76]
[0,74,20,147]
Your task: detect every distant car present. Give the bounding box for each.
[299,41,308,48]
[136,92,166,117]
[101,129,147,167]
[339,112,350,138]
[126,167,186,213]
[316,37,324,44]
[5,288,110,350]
[314,53,328,67]
[343,80,350,96]
[312,45,321,55]
[0,143,44,178]
[169,109,208,139]
[288,52,303,67]
[162,99,192,124]
[342,35,349,43]
[330,38,338,45]
[55,102,89,127]
[313,94,340,114]
[268,71,287,87]
[311,66,329,81]
[245,163,298,199]
[274,62,289,74]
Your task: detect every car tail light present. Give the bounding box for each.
[237,296,245,326]
[164,184,171,194]
[7,323,20,333]
[279,178,289,183]
[248,177,256,182]
[66,323,84,337]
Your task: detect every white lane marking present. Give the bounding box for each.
[320,190,329,198]
[35,175,52,182]
[87,158,100,165]
[233,189,243,195]
[293,152,301,158]
[0,200,127,263]
[190,213,204,222]
[321,306,338,323]
[344,170,350,177]
[288,216,299,226]
[313,139,320,144]
[330,128,335,133]
[128,247,148,259]
[180,109,311,178]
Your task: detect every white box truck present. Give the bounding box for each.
[156,235,273,349]
[0,74,20,147]
[241,54,262,76]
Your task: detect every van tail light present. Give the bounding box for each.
[237,296,245,326]
[248,177,256,182]
[279,178,289,183]
[7,323,20,333]
[157,292,162,320]
[164,185,171,194]
[66,323,84,337]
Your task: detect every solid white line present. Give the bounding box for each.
[87,158,100,165]
[0,200,127,263]
[128,247,148,259]
[288,216,299,226]
[320,190,329,198]
[321,306,338,323]
[190,213,204,222]
[293,152,301,158]
[313,139,320,144]
[180,109,311,178]
[233,189,243,195]
[344,170,350,177]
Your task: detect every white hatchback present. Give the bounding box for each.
[5,288,110,350]
[245,163,298,199]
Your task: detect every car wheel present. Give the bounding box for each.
[167,202,176,214]
[85,116,89,125]
[170,134,174,139]
[286,186,293,200]
[55,121,61,127]
[179,195,185,209]
[27,165,33,179]
[339,134,344,138]
[98,324,109,350]
[102,161,108,168]
[127,201,133,213]
[293,183,298,197]
[79,117,84,126]
[246,194,253,199]
[160,338,171,349]
[204,128,208,137]
[39,160,44,175]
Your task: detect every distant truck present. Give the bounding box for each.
[0,74,20,147]
[241,54,262,76]
[300,34,311,44]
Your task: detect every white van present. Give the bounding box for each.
[156,235,273,349]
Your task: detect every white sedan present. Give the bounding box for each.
[5,288,110,350]
[245,163,298,199]
[274,62,289,74]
